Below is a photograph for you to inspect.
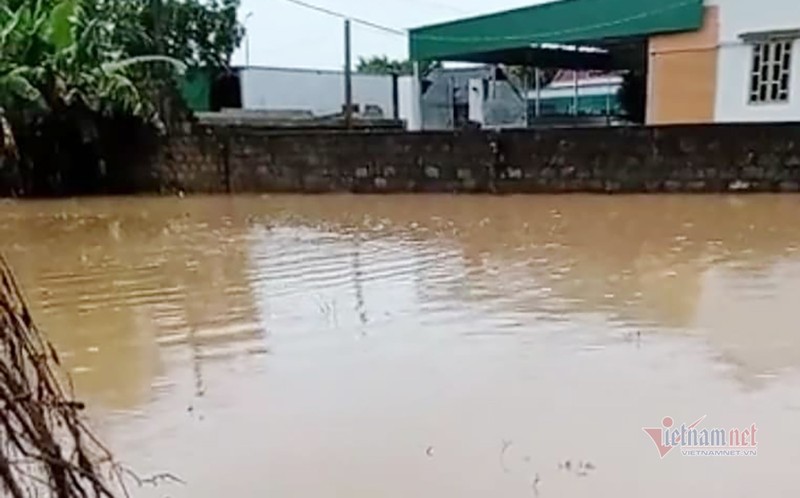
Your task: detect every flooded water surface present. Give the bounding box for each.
[2,195,800,497]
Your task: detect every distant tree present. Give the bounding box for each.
[357,56,409,74]
[113,0,244,69]
[356,56,441,76]
[0,0,243,195]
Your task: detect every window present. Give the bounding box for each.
[749,40,793,104]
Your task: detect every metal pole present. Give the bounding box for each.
[391,73,400,121]
[572,70,579,116]
[534,67,541,119]
[491,64,497,99]
[449,76,455,128]
[524,67,530,128]
[344,19,353,129]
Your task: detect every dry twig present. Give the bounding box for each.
[0,255,124,497]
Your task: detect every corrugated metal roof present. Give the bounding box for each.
[409,0,704,61]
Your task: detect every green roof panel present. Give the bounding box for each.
[409,0,704,61]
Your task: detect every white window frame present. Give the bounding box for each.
[745,33,797,106]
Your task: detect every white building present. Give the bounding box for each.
[409,0,800,126]
[233,66,424,129]
[239,66,398,119]
[648,0,800,124]
[712,0,800,122]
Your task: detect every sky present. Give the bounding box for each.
[231,0,545,70]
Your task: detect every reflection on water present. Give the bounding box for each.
[2,195,800,497]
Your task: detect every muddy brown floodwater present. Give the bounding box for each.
[2,195,800,497]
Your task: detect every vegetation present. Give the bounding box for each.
[356,55,440,76]
[1,0,169,127]
[1,255,122,497]
[107,0,243,69]
[0,0,243,195]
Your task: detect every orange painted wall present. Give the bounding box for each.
[646,7,719,125]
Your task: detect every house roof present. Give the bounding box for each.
[409,0,704,64]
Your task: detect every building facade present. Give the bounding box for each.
[411,0,800,127]
[239,67,398,119]
[648,0,800,124]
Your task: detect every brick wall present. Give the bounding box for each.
[152,123,800,194]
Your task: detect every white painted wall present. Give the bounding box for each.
[240,67,396,118]
[468,79,485,125]
[711,0,800,122]
[397,75,421,130]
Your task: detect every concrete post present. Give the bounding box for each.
[344,19,353,129]
[413,61,423,130]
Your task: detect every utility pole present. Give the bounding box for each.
[413,61,423,130]
[244,12,254,67]
[151,0,163,54]
[344,19,353,129]
[150,0,166,121]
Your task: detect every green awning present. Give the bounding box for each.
[409,0,704,62]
